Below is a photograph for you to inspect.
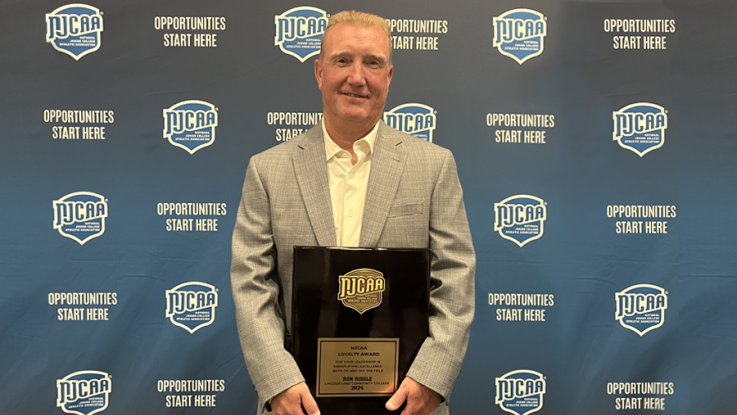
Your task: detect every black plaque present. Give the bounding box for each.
[291,247,430,415]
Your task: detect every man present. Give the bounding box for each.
[231,10,475,415]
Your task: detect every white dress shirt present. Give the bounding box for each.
[323,121,379,247]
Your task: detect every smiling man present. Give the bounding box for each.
[231,10,475,415]
[316,19,393,162]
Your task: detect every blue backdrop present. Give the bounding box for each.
[1,1,735,414]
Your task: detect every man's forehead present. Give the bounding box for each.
[327,48,389,60]
[325,24,389,45]
[324,25,390,57]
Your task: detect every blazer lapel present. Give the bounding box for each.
[293,127,337,247]
[359,122,406,247]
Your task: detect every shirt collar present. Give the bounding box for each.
[323,120,379,161]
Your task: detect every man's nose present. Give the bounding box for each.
[347,61,367,85]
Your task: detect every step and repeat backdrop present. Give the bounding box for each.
[1,0,735,414]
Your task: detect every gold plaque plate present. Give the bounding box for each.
[316,338,399,397]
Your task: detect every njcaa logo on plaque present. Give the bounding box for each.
[274,7,328,62]
[46,4,103,60]
[163,100,218,154]
[496,370,546,415]
[494,195,547,247]
[166,282,218,333]
[493,9,546,64]
[337,268,385,314]
[615,284,667,336]
[53,191,108,245]
[57,370,111,415]
[613,102,667,157]
[384,103,436,142]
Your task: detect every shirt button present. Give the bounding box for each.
[347,210,354,218]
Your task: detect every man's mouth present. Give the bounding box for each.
[342,92,368,99]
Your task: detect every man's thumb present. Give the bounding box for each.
[302,391,320,415]
[385,383,408,411]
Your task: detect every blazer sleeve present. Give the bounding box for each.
[230,156,305,408]
[406,149,476,402]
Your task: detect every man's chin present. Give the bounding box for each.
[337,111,372,123]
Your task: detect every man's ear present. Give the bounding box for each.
[315,58,323,90]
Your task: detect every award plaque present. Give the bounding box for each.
[291,247,431,415]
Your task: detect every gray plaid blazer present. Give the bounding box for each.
[231,122,475,414]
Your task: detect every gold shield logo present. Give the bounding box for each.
[337,268,385,314]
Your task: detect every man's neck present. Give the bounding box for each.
[323,116,378,152]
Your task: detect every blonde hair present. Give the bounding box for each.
[319,10,392,61]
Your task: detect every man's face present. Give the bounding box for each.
[315,23,393,128]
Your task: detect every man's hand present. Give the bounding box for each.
[271,382,320,415]
[385,376,442,415]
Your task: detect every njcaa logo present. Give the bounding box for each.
[615,284,668,336]
[495,370,546,415]
[46,4,103,60]
[384,103,437,142]
[337,268,385,314]
[166,282,218,333]
[53,191,108,245]
[163,100,218,154]
[494,195,547,247]
[613,102,668,157]
[57,370,111,415]
[493,9,546,64]
[274,7,328,62]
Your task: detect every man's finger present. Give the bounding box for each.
[271,382,320,415]
[389,377,442,415]
[301,389,320,415]
[386,380,409,411]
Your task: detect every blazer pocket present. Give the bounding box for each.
[387,200,424,218]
